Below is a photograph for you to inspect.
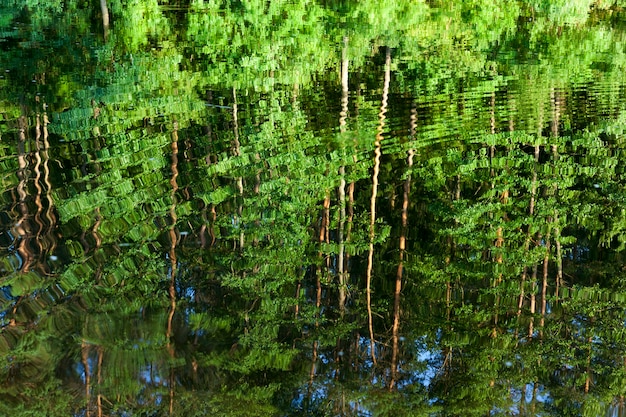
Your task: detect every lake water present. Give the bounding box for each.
[2,2,626,416]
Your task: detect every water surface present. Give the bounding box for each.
[2,1,626,416]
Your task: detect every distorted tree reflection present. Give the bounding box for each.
[2,1,626,416]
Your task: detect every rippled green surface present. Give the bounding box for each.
[2,1,626,416]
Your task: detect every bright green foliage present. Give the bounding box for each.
[109,0,172,51]
[187,0,330,90]
[2,1,626,416]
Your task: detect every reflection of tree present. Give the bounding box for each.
[3,1,626,416]
[416,112,626,414]
[100,0,110,39]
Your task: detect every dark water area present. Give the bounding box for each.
[2,1,626,416]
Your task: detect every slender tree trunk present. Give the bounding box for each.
[312,67,328,380]
[489,92,496,179]
[16,115,33,273]
[530,381,538,414]
[540,229,550,336]
[366,47,390,365]
[294,281,301,319]
[307,340,318,406]
[167,124,179,416]
[41,108,57,256]
[448,173,460,324]
[585,335,592,394]
[33,115,44,256]
[337,171,346,309]
[555,214,562,301]
[550,88,560,139]
[391,105,417,386]
[92,208,103,285]
[551,96,563,302]
[82,341,91,417]
[390,148,414,390]
[493,186,508,337]
[232,88,244,251]
[530,145,539,216]
[528,262,538,338]
[346,181,355,260]
[337,36,349,312]
[320,192,331,287]
[320,193,330,244]
[520,140,540,338]
[344,63,359,289]
[33,102,57,270]
[309,170,326,394]
[201,95,216,249]
[100,0,110,40]
[96,346,103,417]
[489,91,507,338]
